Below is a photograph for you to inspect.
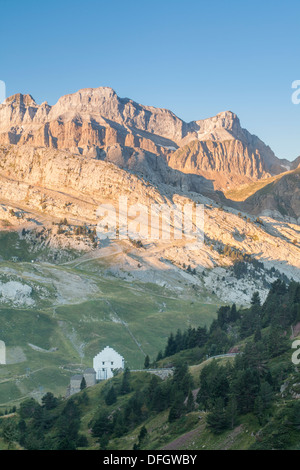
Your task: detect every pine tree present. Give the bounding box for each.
[80,377,86,391]
[254,395,265,425]
[113,412,126,438]
[206,398,230,434]
[291,402,300,431]
[156,350,163,362]
[138,425,148,446]
[92,411,112,438]
[164,333,176,357]
[105,386,117,406]
[2,420,18,449]
[251,291,261,307]
[226,396,238,430]
[120,368,131,395]
[229,303,239,322]
[41,392,58,410]
[168,392,185,422]
[172,362,193,397]
[144,355,150,369]
[254,327,262,343]
[186,390,195,412]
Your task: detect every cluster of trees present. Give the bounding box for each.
[0,406,16,416]
[1,279,299,450]
[182,263,197,275]
[56,220,98,245]
[199,324,298,445]
[57,222,98,246]
[250,400,300,449]
[90,363,195,449]
[58,218,69,227]
[208,241,290,286]
[0,392,89,450]
[221,245,252,262]
[158,313,235,362]
[232,259,290,284]
[157,279,300,444]
[235,280,300,339]
[128,238,144,249]
[157,325,209,361]
[74,225,96,241]
[1,363,196,450]
[159,280,300,363]
[200,351,275,434]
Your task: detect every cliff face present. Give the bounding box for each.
[243,168,300,220]
[0,143,214,205]
[0,87,292,191]
[166,138,269,190]
[0,88,186,157]
[291,156,300,170]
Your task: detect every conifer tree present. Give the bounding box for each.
[80,377,86,391]
[105,386,117,406]
[144,355,150,369]
[186,390,195,412]
[206,398,229,434]
[120,368,131,395]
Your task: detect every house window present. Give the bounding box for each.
[111,362,114,365]
[102,361,105,365]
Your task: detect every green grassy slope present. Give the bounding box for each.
[0,232,219,407]
[2,279,300,451]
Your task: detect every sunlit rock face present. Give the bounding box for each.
[0,87,294,191]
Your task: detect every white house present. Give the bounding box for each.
[93,346,124,380]
[0,340,6,365]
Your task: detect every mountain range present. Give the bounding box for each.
[0,86,299,409]
[0,86,299,301]
[1,87,298,188]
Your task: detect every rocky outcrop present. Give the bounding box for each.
[0,87,293,191]
[243,168,300,221]
[0,88,184,156]
[0,144,213,222]
[291,156,300,170]
[166,138,269,190]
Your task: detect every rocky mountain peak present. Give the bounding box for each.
[292,156,300,169]
[194,110,243,142]
[0,86,295,191]
[52,86,118,113]
[4,93,36,107]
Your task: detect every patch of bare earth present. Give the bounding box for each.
[162,424,205,450]
[162,423,244,450]
[221,424,244,450]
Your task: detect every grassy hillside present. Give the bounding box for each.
[1,279,300,450]
[0,232,219,408]
[1,339,298,451]
[0,366,255,451]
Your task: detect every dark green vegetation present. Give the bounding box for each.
[1,280,300,450]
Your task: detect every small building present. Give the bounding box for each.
[83,368,96,387]
[69,374,83,396]
[67,368,97,397]
[93,346,124,380]
[66,346,124,397]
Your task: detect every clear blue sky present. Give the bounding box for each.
[0,0,299,160]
